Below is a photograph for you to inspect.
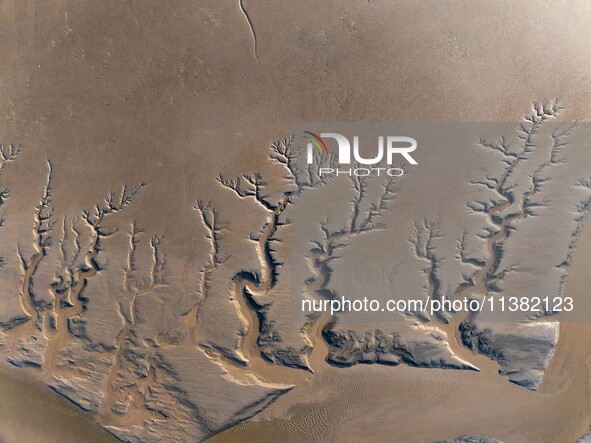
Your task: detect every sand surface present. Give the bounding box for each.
[0,363,117,443]
[210,218,591,442]
[0,1,590,442]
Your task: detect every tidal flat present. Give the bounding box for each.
[0,363,118,443]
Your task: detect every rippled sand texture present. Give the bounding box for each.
[1,1,591,442]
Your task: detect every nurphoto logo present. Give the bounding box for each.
[303,131,418,176]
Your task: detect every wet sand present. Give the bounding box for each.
[208,214,591,443]
[1,2,591,441]
[0,364,118,443]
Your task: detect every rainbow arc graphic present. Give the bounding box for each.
[303,131,329,155]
